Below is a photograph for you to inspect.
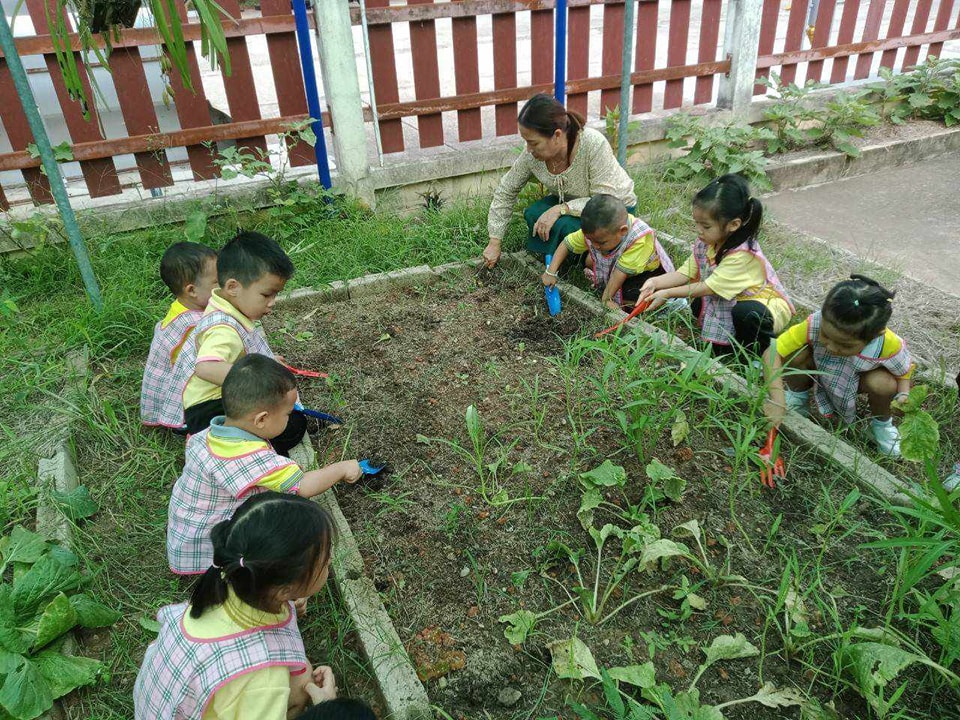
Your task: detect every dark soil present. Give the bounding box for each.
[271,266,952,720]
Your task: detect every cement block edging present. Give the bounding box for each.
[287,441,432,720]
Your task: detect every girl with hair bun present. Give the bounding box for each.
[483,93,638,267]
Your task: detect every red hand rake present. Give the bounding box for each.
[758,427,786,489]
[282,362,328,379]
[594,299,652,338]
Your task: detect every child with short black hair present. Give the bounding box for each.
[167,354,362,576]
[158,230,306,454]
[639,174,794,355]
[137,492,344,720]
[141,242,218,429]
[541,193,675,310]
[764,274,914,457]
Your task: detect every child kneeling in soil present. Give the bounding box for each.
[137,492,342,720]
[542,194,675,311]
[141,242,218,431]
[158,230,305,455]
[763,275,914,457]
[638,174,794,356]
[166,354,362,576]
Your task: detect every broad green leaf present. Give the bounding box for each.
[701,633,760,668]
[0,649,20,675]
[546,638,601,680]
[577,486,603,531]
[892,384,929,413]
[138,617,161,634]
[46,546,78,569]
[908,92,933,108]
[608,662,657,689]
[899,409,940,462]
[836,642,919,713]
[673,520,702,544]
[589,524,617,552]
[12,555,82,621]
[640,539,691,569]
[465,405,481,443]
[686,593,707,611]
[747,682,805,708]
[671,411,690,446]
[663,474,687,502]
[580,461,627,488]
[68,595,120,629]
[0,586,31,654]
[0,527,47,567]
[671,689,723,720]
[32,649,102,700]
[645,458,675,483]
[183,210,208,242]
[601,669,625,717]
[0,656,54,720]
[50,486,99,521]
[498,611,536,645]
[34,593,78,650]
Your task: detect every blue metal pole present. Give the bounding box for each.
[292,0,332,190]
[0,9,103,310]
[554,0,567,104]
[617,0,636,167]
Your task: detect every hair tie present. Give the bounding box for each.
[211,562,221,570]
[239,556,245,568]
[852,299,860,307]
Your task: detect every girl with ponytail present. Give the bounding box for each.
[764,274,914,457]
[484,93,638,267]
[638,174,794,356]
[135,492,340,720]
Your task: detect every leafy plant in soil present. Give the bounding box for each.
[0,526,120,720]
[663,114,773,189]
[863,57,960,126]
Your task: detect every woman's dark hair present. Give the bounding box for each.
[821,274,895,342]
[692,174,763,263]
[517,93,585,162]
[296,699,377,720]
[190,492,335,618]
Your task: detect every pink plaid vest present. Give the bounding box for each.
[167,428,300,574]
[133,601,307,720]
[587,218,675,305]
[807,311,913,423]
[156,309,276,428]
[141,304,203,428]
[691,239,793,345]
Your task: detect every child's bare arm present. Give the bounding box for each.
[763,345,787,427]
[297,460,363,498]
[638,271,689,299]
[542,243,571,287]
[194,360,233,387]
[601,269,630,310]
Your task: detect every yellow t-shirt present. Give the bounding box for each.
[183,591,302,720]
[184,291,256,410]
[774,319,915,378]
[678,247,792,332]
[206,417,304,492]
[564,216,661,275]
[162,300,196,365]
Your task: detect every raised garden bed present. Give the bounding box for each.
[271,264,955,720]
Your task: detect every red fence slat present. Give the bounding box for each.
[633,0,659,112]
[853,0,887,79]
[408,0,444,148]
[0,60,53,204]
[901,0,934,68]
[600,1,625,115]
[366,0,404,152]
[779,0,812,85]
[927,0,957,59]
[830,0,863,83]
[754,0,781,93]
[531,7,554,87]
[217,0,269,157]
[566,3,591,117]
[261,0,314,167]
[451,15,482,141]
[109,47,174,189]
[879,0,911,69]
[806,0,838,82]
[663,0,691,109]
[693,0,721,104]
[493,11,518,135]
[25,0,121,198]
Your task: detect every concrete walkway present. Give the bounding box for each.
[765,151,960,299]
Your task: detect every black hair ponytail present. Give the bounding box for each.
[822,274,896,342]
[190,492,335,618]
[692,174,763,263]
[518,93,585,163]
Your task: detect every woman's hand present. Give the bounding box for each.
[482,239,502,268]
[533,205,563,241]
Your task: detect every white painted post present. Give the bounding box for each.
[312,0,374,205]
[717,0,764,117]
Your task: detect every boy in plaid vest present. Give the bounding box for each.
[138,493,342,720]
[167,354,362,575]
[140,242,217,429]
[542,194,675,311]
[764,275,914,458]
[639,174,793,356]
[160,230,306,455]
